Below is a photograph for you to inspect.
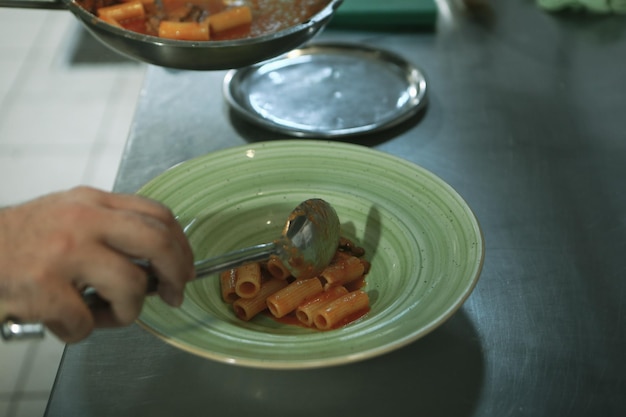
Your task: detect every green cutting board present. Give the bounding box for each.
[330,0,438,30]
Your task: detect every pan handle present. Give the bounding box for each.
[0,0,65,10]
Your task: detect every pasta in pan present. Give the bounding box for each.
[77,0,331,42]
[220,237,371,330]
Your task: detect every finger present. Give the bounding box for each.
[94,189,172,221]
[74,247,149,327]
[100,211,192,306]
[40,288,94,343]
[67,187,194,273]
[96,191,195,271]
[0,274,94,343]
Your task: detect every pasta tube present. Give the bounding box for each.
[320,255,366,290]
[97,0,145,22]
[265,256,291,280]
[313,290,370,330]
[233,279,288,321]
[295,286,349,327]
[219,236,370,329]
[219,269,238,303]
[234,263,262,299]
[158,20,211,41]
[266,278,323,318]
[98,13,123,28]
[208,6,252,33]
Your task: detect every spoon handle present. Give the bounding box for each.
[194,241,277,279]
[86,241,278,305]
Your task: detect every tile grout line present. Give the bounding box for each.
[5,341,40,417]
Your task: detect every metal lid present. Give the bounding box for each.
[223,42,427,138]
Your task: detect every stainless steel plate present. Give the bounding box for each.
[223,43,427,138]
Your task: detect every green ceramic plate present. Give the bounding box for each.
[136,141,484,369]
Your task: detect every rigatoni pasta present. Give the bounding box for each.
[233,263,262,299]
[97,0,145,22]
[313,290,369,330]
[208,6,252,34]
[295,285,348,327]
[233,278,288,321]
[266,278,323,318]
[319,253,366,290]
[220,237,371,330]
[219,268,238,303]
[158,20,211,41]
[266,255,291,280]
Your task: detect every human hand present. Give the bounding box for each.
[0,186,195,343]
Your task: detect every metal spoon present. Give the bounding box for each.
[1,198,340,340]
[193,198,340,280]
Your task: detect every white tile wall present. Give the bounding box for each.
[0,7,146,417]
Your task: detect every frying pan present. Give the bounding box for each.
[0,0,343,70]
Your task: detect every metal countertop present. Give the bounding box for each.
[46,1,626,416]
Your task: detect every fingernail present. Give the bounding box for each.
[168,293,184,307]
[158,282,185,307]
